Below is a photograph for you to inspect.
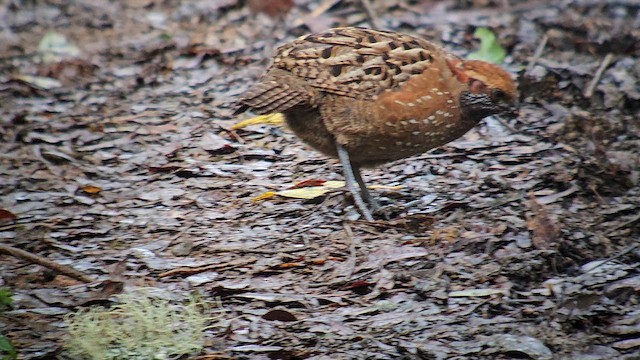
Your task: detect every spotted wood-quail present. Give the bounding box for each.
[236,27,519,221]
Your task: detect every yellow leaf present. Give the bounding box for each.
[252,191,277,202]
[82,185,102,194]
[276,187,332,199]
[232,113,284,130]
[275,181,345,200]
[253,180,395,202]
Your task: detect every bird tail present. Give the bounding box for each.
[234,73,314,115]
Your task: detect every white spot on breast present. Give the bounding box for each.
[394,100,406,106]
[420,95,433,101]
[435,110,444,115]
[436,91,444,96]
[395,141,403,146]
[412,131,420,136]
[408,119,418,124]
[447,99,454,104]
[405,142,413,146]
[385,121,394,127]
[379,146,387,150]
[400,120,408,126]
[407,102,415,107]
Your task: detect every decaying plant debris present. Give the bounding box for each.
[1,0,639,359]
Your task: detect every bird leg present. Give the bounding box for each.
[351,162,380,212]
[353,161,402,221]
[336,143,374,221]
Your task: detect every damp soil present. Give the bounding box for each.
[1,0,639,359]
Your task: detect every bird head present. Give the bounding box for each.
[456,60,519,121]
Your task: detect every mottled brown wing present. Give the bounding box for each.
[234,69,313,115]
[236,27,444,115]
[272,27,441,99]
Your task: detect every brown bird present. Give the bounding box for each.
[236,27,518,221]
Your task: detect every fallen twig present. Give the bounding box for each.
[607,212,640,235]
[525,33,548,75]
[0,244,94,283]
[158,257,256,278]
[584,53,614,98]
[343,222,358,280]
[293,0,341,28]
[360,0,383,29]
[582,243,640,274]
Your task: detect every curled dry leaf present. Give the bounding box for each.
[200,132,237,154]
[527,195,561,250]
[289,179,328,189]
[247,0,294,17]
[0,209,17,222]
[262,309,297,322]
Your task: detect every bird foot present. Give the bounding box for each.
[353,194,375,221]
[370,198,405,221]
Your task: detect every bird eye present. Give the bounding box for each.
[492,89,508,101]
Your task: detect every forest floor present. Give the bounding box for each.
[1,0,639,359]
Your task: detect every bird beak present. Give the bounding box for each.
[500,102,519,119]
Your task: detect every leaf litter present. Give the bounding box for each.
[0,0,639,359]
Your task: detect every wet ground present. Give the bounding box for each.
[1,0,639,359]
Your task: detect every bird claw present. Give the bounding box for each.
[352,195,404,222]
[372,202,405,221]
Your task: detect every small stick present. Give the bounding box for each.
[0,244,94,283]
[293,0,341,27]
[525,33,548,75]
[342,222,358,280]
[608,212,640,235]
[158,257,256,278]
[310,0,340,17]
[584,53,614,98]
[492,115,518,133]
[582,243,640,274]
[360,0,383,29]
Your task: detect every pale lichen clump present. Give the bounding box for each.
[64,291,210,360]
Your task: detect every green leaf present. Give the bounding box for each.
[0,288,12,311]
[0,334,18,360]
[467,27,507,64]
